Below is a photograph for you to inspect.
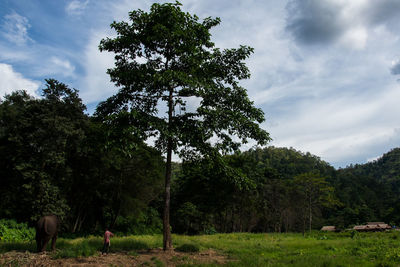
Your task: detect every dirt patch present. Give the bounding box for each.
[0,248,229,266]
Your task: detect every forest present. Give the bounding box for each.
[1,79,400,236]
[1,2,400,244]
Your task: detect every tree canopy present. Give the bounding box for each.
[1,83,400,235]
[97,1,270,250]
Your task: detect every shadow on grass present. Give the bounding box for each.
[1,237,151,259]
[53,238,151,258]
[52,240,98,259]
[111,238,151,252]
[0,241,36,253]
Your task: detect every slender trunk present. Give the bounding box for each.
[223,208,228,233]
[72,212,81,233]
[309,194,312,234]
[302,202,306,236]
[77,213,87,232]
[163,87,173,251]
[111,200,121,229]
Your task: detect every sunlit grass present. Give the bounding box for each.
[1,231,400,265]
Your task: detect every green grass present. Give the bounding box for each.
[1,231,400,266]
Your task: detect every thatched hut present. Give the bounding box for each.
[321,226,337,232]
[353,225,368,231]
[353,222,391,232]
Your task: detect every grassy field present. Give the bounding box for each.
[1,231,400,266]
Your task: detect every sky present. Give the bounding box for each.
[1,0,400,168]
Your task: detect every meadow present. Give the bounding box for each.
[1,231,400,266]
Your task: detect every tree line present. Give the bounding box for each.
[0,80,165,235]
[1,83,399,235]
[2,2,400,245]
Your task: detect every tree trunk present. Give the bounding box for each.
[72,212,81,233]
[111,200,122,230]
[77,212,87,232]
[163,87,173,251]
[309,194,312,234]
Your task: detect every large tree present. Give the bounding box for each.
[0,80,87,223]
[97,2,270,250]
[293,172,338,234]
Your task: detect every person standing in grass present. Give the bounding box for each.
[102,228,114,255]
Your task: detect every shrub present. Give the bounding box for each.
[202,226,218,235]
[350,230,358,239]
[0,219,35,242]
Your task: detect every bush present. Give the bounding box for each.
[350,230,358,239]
[202,226,218,235]
[0,219,35,242]
[175,243,200,253]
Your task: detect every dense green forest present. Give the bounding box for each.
[1,80,400,235]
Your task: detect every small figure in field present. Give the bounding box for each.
[102,227,114,254]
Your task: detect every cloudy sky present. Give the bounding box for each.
[1,0,400,168]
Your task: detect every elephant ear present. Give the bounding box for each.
[43,216,57,235]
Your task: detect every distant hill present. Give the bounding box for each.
[331,148,400,227]
[349,148,400,182]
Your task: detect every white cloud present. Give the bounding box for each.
[1,12,32,45]
[268,79,400,166]
[23,56,76,78]
[339,26,368,50]
[0,63,40,98]
[65,0,90,16]
[4,0,394,167]
[80,31,117,104]
[50,57,75,77]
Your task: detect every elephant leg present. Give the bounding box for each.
[36,232,41,252]
[51,234,57,251]
[41,236,51,252]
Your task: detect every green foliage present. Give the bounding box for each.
[1,232,400,266]
[0,80,87,223]
[174,202,203,235]
[294,172,339,233]
[52,240,97,259]
[2,77,400,238]
[0,219,35,242]
[113,208,162,235]
[172,147,337,234]
[0,80,165,234]
[98,1,270,250]
[330,148,400,228]
[110,237,151,251]
[350,230,358,239]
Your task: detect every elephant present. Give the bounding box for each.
[35,215,59,252]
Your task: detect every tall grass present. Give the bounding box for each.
[52,235,161,258]
[171,231,400,266]
[1,231,400,266]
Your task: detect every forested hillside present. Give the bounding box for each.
[330,148,400,228]
[1,82,400,235]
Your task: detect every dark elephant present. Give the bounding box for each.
[35,215,59,252]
